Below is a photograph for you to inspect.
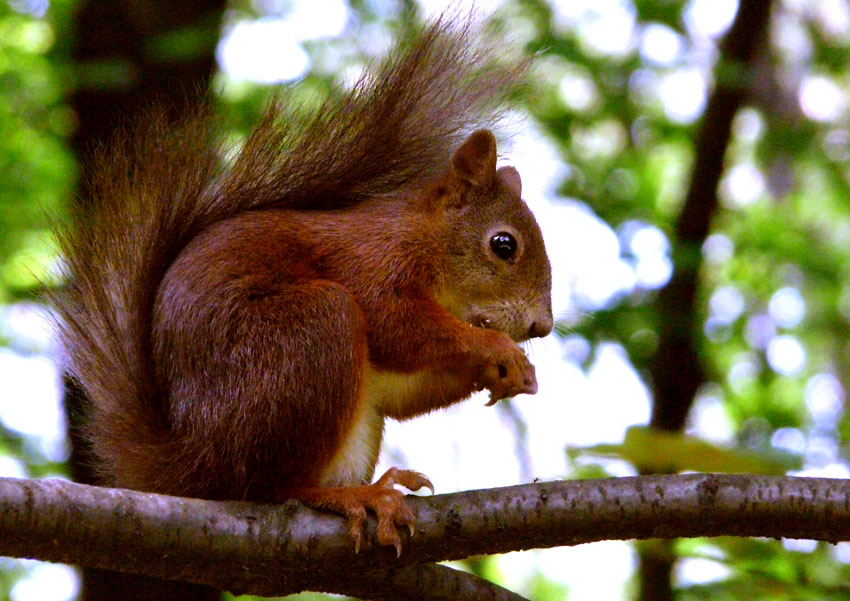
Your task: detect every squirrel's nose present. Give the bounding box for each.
[528,314,553,339]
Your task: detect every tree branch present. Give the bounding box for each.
[338,564,530,601]
[1,474,848,597]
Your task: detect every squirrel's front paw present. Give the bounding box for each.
[478,332,538,405]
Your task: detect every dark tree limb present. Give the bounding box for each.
[67,2,227,598]
[1,474,849,599]
[650,0,774,433]
[339,565,530,601]
[645,1,775,597]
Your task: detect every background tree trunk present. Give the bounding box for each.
[67,1,226,599]
[640,0,774,598]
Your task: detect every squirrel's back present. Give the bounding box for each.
[55,15,528,490]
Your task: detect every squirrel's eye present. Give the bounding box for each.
[490,232,517,261]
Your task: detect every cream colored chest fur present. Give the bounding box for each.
[318,367,433,487]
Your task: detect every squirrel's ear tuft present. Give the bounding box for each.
[497,166,522,197]
[450,129,497,190]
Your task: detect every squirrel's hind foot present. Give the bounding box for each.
[295,467,434,556]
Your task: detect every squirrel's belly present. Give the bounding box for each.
[317,367,430,487]
[318,402,384,487]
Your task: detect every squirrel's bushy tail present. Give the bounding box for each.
[54,15,527,488]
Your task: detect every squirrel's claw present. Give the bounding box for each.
[296,467,433,556]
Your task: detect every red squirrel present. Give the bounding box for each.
[56,16,553,555]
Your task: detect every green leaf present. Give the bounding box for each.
[571,426,801,474]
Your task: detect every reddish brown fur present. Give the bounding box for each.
[54,16,552,549]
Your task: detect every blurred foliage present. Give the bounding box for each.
[0,559,27,601]
[505,0,850,598]
[4,0,850,600]
[0,0,72,450]
[574,425,801,474]
[0,0,74,302]
[674,537,850,600]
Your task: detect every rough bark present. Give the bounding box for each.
[1,474,849,600]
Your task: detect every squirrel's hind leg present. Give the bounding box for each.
[154,277,369,500]
[159,271,433,551]
[204,277,437,553]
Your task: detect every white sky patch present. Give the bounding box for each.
[488,541,635,600]
[634,253,672,288]
[782,538,818,554]
[8,0,48,17]
[559,70,600,112]
[550,204,633,309]
[769,287,805,328]
[799,75,846,122]
[676,556,732,587]
[218,0,349,83]
[710,285,745,325]
[688,391,734,443]
[805,373,844,429]
[734,107,764,142]
[580,3,636,56]
[629,225,672,288]
[379,396,524,492]
[773,11,813,63]
[722,163,765,207]
[281,0,350,39]
[657,68,707,123]
[792,460,850,479]
[538,542,635,601]
[0,303,55,352]
[550,0,637,56]
[513,342,588,479]
[573,228,636,308]
[378,338,651,490]
[640,23,684,66]
[584,344,652,440]
[772,426,806,455]
[814,0,850,42]
[0,349,65,460]
[219,19,312,83]
[10,562,78,601]
[833,541,850,564]
[684,0,738,38]
[0,456,27,479]
[703,233,735,264]
[416,0,505,18]
[766,335,806,377]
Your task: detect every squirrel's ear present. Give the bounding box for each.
[497,166,522,197]
[450,129,497,190]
